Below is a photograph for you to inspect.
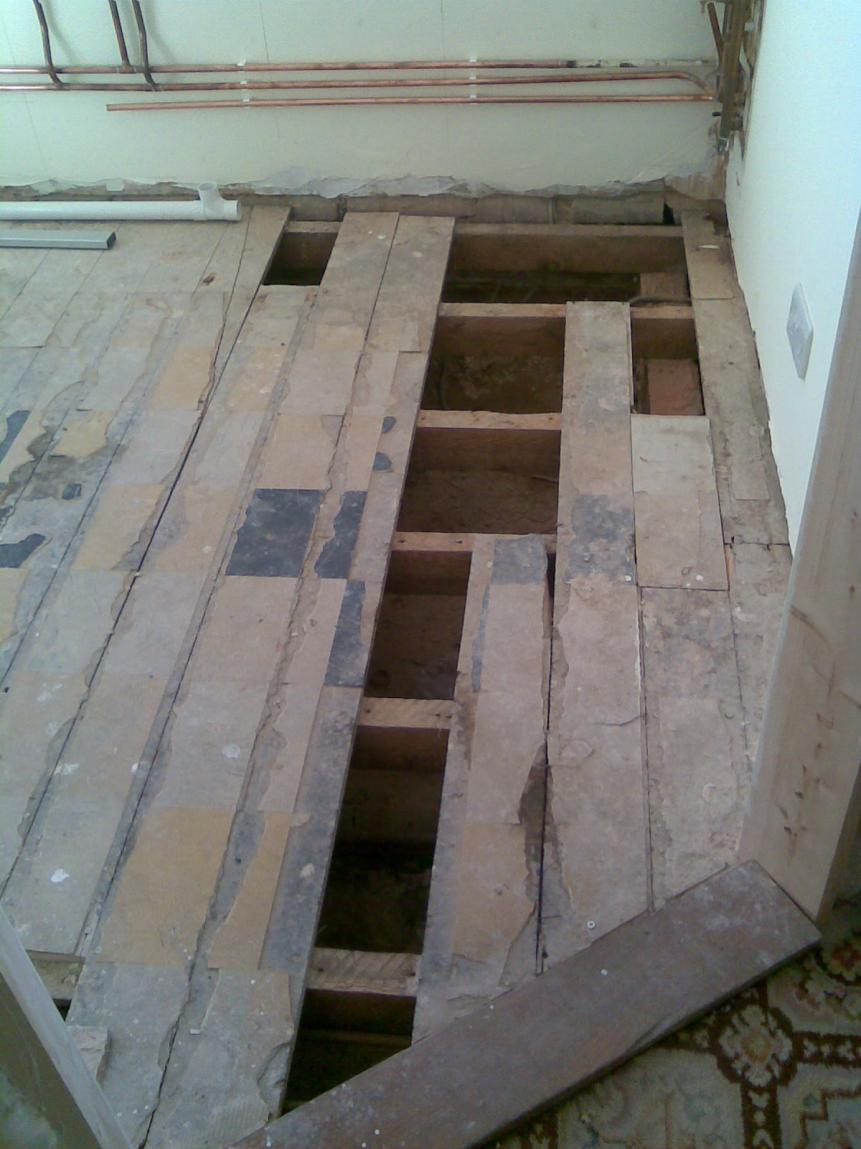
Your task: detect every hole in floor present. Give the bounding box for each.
[398,422,560,534]
[316,841,436,954]
[443,224,686,303]
[366,550,469,699]
[285,990,414,1110]
[264,225,337,285]
[442,268,640,304]
[630,306,703,415]
[287,689,452,1102]
[339,725,449,851]
[424,311,564,413]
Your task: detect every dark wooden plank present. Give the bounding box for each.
[235,862,818,1149]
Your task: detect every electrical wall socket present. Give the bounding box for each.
[787,283,814,379]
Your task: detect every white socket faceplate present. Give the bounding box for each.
[787,283,814,379]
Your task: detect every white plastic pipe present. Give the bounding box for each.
[0,183,241,222]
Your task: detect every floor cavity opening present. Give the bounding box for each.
[287,549,463,1108]
[367,549,469,699]
[630,305,704,415]
[443,223,687,304]
[285,989,415,1111]
[398,419,561,534]
[264,223,337,285]
[425,309,564,413]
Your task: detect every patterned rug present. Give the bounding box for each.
[499,898,861,1149]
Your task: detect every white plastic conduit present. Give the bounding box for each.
[0,183,241,222]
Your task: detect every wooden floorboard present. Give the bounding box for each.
[236,863,818,1149]
[631,413,727,590]
[543,302,648,965]
[415,534,550,1036]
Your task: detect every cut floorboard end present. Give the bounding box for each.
[234,861,818,1149]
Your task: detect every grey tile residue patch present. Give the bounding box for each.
[372,452,392,472]
[62,482,82,501]
[227,488,323,578]
[565,494,635,583]
[492,535,547,584]
[0,410,29,465]
[470,583,490,694]
[325,580,366,687]
[381,416,396,433]
[315,490,366,579]
[0,532,46,569]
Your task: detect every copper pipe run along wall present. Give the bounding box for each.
[0,58,710,80]
[0,69,713,95]
[107,91,713,112]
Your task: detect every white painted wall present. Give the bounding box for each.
[726,1,861,546]
[0,1,717,192]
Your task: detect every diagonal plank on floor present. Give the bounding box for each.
[235,863,818,1149]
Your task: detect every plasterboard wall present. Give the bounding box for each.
[726,0,861,546]
[0,0,717,192]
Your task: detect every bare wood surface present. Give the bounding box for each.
[728,541,791,771]
[632,414,727,590]
[681,211,735,300]
[741,214,861,921]
[358,696,455,731]
[643,587,747,905]
[644,359,703,415]
[307,949,418,997]
[544,302,647,962]
[639,268,689,300]
[392,530,556,554]
[415,534,551,1034]
[683,214,788,545]
[0,906,130,1149]
[417,409,560,431]
[236,864,818,1149]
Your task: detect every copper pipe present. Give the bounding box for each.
[130,0,156,90]
[718,0,748,143]
[0,60,712,90]
[0,69,711,95]
[107,92,713,112]
[0,58,617,73]
[107,0,132,69]
[30,0,62,87]
[706,3,724,56]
